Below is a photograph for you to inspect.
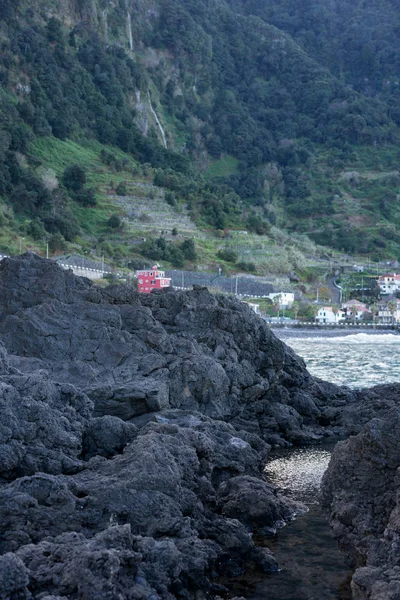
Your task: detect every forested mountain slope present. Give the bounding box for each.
[1,0,400,264]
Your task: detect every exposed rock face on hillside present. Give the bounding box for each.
[0,253,388,599]
[321,385,400,600]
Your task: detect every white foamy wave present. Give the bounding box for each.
[291,333,400,345]
[283,332,400,387]
[329,333,400,344]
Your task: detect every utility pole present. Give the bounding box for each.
[182,271,184,289]
[235,274,238,296]
[46,242,49,259]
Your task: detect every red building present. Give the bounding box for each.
[136,265,171,293]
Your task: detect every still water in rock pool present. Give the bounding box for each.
[235,447,352,600]
[239,330,399,599]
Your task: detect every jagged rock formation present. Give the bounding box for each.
[0,254,355,445]
[321,385,400,600]
[0,252,383,599]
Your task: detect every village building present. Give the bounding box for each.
[341,299,370,320]
[377,273,400,295]
[242,301,260,314]
[136,265,171,293]
[315,306,345,323]
[376,297,400,323]
[268,292,294,308]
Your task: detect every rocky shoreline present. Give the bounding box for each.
[321,385,400,600]
[0,254,398,599]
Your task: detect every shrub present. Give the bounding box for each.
[116,181,127,196]
[237,261,256,272]
[107,213,122,229]
[165,191,176,206]
[180,238,197,261]
[217,248,238,263]
[48,232,66,252]
[73,188,97,207]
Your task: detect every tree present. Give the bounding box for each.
[116,181,127,196]
[180,239,197,261]
[48,232,66,253]
[63,165,86,192]
[46,17,63,43]
[27,217,46,241]
[107,214,122,229]
[292,301,299,320]
[332,304,339,323]
[350,304,359,320]
[165,191,176,206]
[74,188,97,207]
[387,299,398,324]
[273,294,282,317]
[370,302,378,325]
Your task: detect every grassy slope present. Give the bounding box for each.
[30,137,140,237]
[22,137,400,272]
[204,155,239,180]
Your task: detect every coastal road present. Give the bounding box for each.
[327,276,342,304]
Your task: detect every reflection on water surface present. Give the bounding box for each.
[230,447,352,600]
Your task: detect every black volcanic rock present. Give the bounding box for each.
[321,398,400,600]
[0,254,355,445]
[0,359,91,480]
[0,254,370,599]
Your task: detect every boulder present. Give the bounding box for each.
[321,407,400,600]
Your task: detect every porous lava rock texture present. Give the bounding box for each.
[0,253,362,599]
[321,394,400,600]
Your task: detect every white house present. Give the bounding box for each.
[268,292,294,308]
[341,300,370,320]
[315,306,345,323]
[378,273,400,295]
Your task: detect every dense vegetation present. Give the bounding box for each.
[1,0,400,263]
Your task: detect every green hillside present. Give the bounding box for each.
[0,0,400,273]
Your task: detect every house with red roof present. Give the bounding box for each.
[342,300,370,320]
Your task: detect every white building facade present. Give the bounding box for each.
[316,306,345,323]
[378,274,400,295]
[268,292,295,308]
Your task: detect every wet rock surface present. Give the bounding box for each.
[0,253,393,599]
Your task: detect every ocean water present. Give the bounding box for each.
[275,330,400,388]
